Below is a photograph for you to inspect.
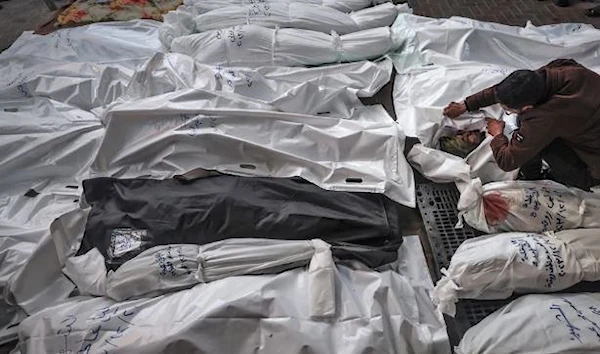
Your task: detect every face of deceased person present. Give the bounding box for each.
[439,130,486,158]
[457,130,484,145]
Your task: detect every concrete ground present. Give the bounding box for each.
[0,0,71,52]
[409,0,600,27]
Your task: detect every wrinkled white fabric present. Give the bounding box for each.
[159,5,198,47]
[392,61,514,141]
[0,21,164,112]
[103,239,335,317]
[0,184,81,296]
[457,179,600,233]
[391,13,600,71]
[193,3,402,35]
[434,231,584,316]
[18,265,449,354]
[171,25,401,67]
[0,98,104,191]
[184,0,392,14]
[63,248,107,297]
[456,293,600,354]
[0,60,131,111]
[91,94,415,207]
[5,207,90,315]
[105,244,200,301]
[0,183,83,345]
[123,52,393,117]
[1,20,164,70]
[555,229,600,281]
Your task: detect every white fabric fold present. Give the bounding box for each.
[171,25,401,67]
[123,52,393,117]
[456,293,600,353]
[91,95,415,207]
[101,239,335,317]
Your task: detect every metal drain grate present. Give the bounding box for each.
[454,299,512,331]
[416,183,481,280]
[416,183,508,338]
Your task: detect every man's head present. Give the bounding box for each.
[439,130,486,158]
[495,70,545,114]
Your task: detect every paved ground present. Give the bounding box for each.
[408,0,600,27]
[0,0,70,52]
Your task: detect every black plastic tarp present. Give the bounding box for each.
[77,176,404,270]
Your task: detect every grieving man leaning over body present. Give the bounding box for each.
[444,59,600,191]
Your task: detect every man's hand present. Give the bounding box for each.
[443,102,467,119]
[485,118,505,137]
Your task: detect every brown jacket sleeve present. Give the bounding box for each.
[464,59,580,111]
[490,115,558,172]
[464,87,497,111]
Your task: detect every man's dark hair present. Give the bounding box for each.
[495,70,545,109]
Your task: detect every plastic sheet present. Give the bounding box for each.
[17,239,450,354]
[457,178,600,233]
[1,20,164,69]
[0,20,165,111]
[392,13,600,71]
[0,184,81,294]
[456,293,600,353]
[124,52,393,117]
[0,98,104,192]
[194,3,401,35]
[5,206,90,315]
[183,0,392,14]
[77,176,404,269]
[171,25,401,67]
[99,239,335,318]
[91,93,415,207]
[160,3,406,47]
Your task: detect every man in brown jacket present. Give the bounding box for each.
[444,59,600,191]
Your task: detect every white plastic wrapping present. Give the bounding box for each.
[159,3,407,47]
[0,98,104,193]
[63,248,108,297]
[159,5,198,47]
[5,206,90,315]
[124,52,393,117]
[184,0,392,14]
[0,184,81,294]
[456,293,600,354]
[17,238,450,354]
[2,20,164,69]
[193,3,401,35]
[91,93,415,207]
[104,245,201,301]
[391,13,600,71]
[0,61,131,111]
[434,231,586,316]
[457,179,600,233]
[0,20,165,112]
[171,25,401,67]
[103,239,335,317]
